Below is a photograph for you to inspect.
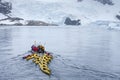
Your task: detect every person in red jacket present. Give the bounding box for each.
[31,45,38,52]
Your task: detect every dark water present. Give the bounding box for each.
[0,26,120,80]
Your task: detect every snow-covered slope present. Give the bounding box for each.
[1,0,120,25]
[0,14,7,19]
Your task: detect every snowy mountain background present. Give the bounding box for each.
[0,0,120,25]
[1,0,120,80]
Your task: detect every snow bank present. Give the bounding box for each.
[1,0,119,25]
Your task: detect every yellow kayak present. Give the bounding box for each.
[24,53,53,75]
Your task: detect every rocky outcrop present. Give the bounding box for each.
[116,15,120,20]
[77,0,83,2]
[13,23,23,26]
[94,0,114,5]
[77,0,114,5]
[0,18,58,26]
[26,20,49,26]
[64,17,81,25]
[0,17,24,22]
[0,0,12,15]
[25,20,58,26]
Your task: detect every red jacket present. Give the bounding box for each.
[31,45,38,52]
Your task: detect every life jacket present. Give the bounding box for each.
[38,45,44,51]
[37,45,45,53]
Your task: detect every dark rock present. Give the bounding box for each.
[14,23,23,26]
[116,15,120,20]
[0,17,24,22]
[9,17,24,22]
[0,18,58,26]
[26,20,47,26]
[0,0,12,14]
[77,0,83,2]
[64,17,81,25]
[26,20,56,26]
[94,0,114,5]
[0,23,7,26]
[64,17,71,25]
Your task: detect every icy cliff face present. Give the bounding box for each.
[0,0,120,25]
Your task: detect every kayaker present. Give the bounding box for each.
[31,45,39,52]
[37,45,45,53]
